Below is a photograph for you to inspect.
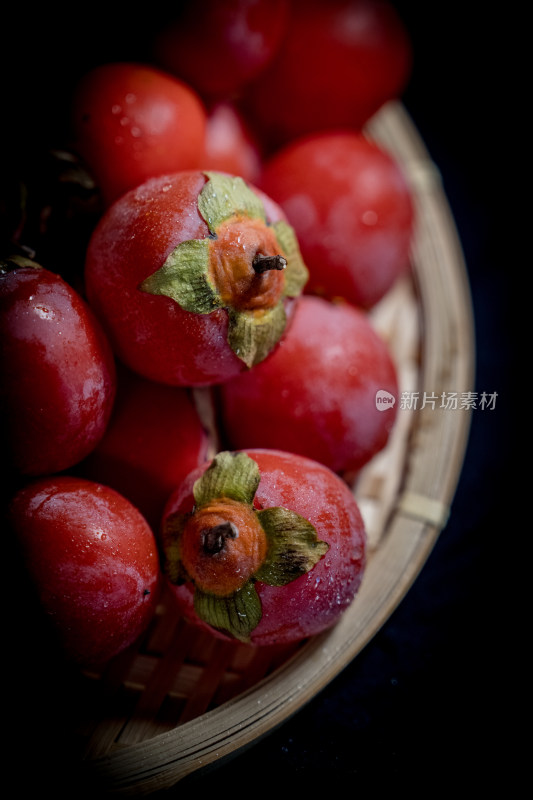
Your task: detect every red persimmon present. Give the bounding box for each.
[218,295,399,475]
[259,131,414,308]
[78,366,210,529]
[161,449,366,645]
[202,102,262,183]
[0,257,116,476]
[84,170,308,387]
[153,0,289,99]
[71,62,207,206]
[240,0,412,150]
[8,476,161,667]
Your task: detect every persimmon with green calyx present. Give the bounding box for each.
[161,450,366,645]
[85,170,308,387]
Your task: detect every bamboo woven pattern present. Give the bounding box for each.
[69,102,475,795]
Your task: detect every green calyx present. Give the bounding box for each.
[198,171,267,232]
[193,450,261,507]
[140,172,308,369]
[162,452,329,643]
[0,254,43,276]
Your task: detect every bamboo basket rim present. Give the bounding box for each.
[76,100,475,795]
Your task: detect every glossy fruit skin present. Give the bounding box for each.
[218,296,398,475]
[163,448,366,646]
[8,476,162,667]
[84,170,296,387]
[72,62,207,206]
[240,0,412,150]
[203,102,262,183]
[78,366,210,530]
[0,265,116,476]
[154,0,289,99]
[259,131,414,308]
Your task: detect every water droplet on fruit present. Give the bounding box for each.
[120,116,130,127]
[125,93,136,104]
[114,136,124,145]
[34,305,54,319]
[131,126,142,138]
[111,104,122,115]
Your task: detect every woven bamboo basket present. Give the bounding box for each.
[69,101,475,795]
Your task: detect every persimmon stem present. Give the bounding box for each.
[202,521,239,555]
[252,253,287,274]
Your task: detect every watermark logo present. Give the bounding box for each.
[375,389,396,411]
[376,389,498,412]
[399,391,498,411]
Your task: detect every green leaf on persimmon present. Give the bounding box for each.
[139,238,218,314]
[199,171,266,234]
[255,507,329,586]
[228,303,287,368]
[193,580,262,643]
[193,451,261,508]
[272,220,309,297]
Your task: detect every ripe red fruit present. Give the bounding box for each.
[153,0,289,99]
[259,131,414,308]
[71,62,207,206]
[203,102,262,183]
[78,366,210,529]
[218,295,399,475]
[161,449,366,645]
[0,257,116,476]
[84,170,308,386]
[8,476,162,667]
[240,0,412,150]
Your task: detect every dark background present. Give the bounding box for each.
[2,3,516,795]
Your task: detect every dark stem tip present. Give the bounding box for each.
[252,253,287,274]
[202,521,239,555]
